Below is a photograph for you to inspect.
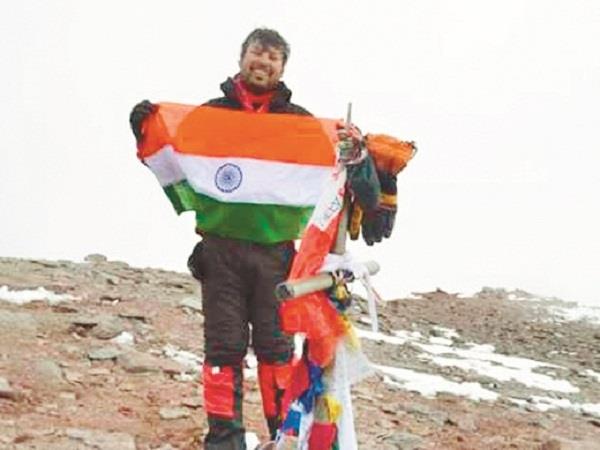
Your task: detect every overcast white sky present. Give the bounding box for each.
[1,1,599,305]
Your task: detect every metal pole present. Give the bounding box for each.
[332,102,353,255]
[275,260,380,300]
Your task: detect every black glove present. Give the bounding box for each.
[187,241,205,281]
[129,100,156,142]
[361,171,398,245]
[347,155,381,211]
[361,210,383,246]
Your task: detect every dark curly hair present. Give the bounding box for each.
[240,28,290,65]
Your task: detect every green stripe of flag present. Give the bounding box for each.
[164,181,313,243]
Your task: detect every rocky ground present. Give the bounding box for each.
[1,256,599,449]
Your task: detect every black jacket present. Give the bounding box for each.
[204,77,311,116]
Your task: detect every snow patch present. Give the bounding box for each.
[0,285,76,305]
[584,370,600,383]
[422,354,578,393]
[414,339,578,393]
[501,289,600,325]
[525,396,600,418]
[431,326,459,340]
[581,403,600,417]
[428,336,453,346]
[508,398,528,407]
[111,332,135,346]
[355,328,420,345]
[358,316,372,325]
[163,345,203,372]
[415,342,559,372]
[527,396,574,412]
[393,330,424,341]
[360,326,593,415]
[375,364,498,402]
[548,305,600,325]
[245,432,260,449]
[506,292,536,302]
[360,326,580,396]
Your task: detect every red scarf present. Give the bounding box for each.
[233,75,275,113]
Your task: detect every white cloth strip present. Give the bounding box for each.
[144,145,185,186]
[146,146,334,206]
[360,275,380,333]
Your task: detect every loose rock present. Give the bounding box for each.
[71,316,100,328]
[180,297,203,312]
[449,414,477,432]
[66,427,136,450]
[84,254,108,263]
[33,359,64,386]
[181,396,203,408]
[119,311,149,322]
[87,346,122,361]
[160,359,189,375]
[59,391,77,401]
[0,311,37,335]
[0,419,17,444]
[117,351,161,373]
[0,376,19,400]
[88,368,111,376]
[384,431,424,450]
[91,317,126,340]
[540,439,562,450]
[159,406,191,420]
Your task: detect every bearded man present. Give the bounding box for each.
[130,28,364,450]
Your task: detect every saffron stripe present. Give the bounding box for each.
[139,104,338,167]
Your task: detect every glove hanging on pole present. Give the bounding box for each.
[129,100,157,143]
[346,155,380,212]
[360,171,397,245]
[349,134,416,245]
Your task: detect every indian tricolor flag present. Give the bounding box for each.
[137,103,339,243]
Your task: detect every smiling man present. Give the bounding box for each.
[238,33,285,94]
[202,29,310,115]
[130,28,324,450]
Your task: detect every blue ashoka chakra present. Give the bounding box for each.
[214,163,243,193]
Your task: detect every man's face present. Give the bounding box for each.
[239,40,285,92]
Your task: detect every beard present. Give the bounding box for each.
[240,68,277,94]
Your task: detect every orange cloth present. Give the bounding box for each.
[365,134,416,175]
